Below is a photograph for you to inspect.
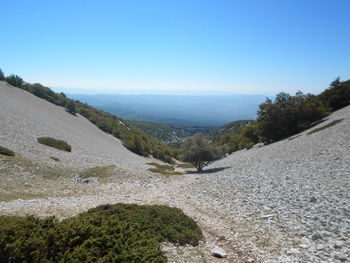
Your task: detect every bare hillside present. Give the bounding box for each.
[0,81,149,171]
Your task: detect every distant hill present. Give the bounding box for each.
[69,94,267,126]
[131,121,213,146]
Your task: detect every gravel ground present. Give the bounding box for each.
[0,82,349,262]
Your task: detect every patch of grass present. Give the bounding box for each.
[147,162,174,170]
[146,161,160,166]
[50,156,60,162]
[307,119,343,135]
[148,167,183,176]
[37,137,71,152]
[0,203,203,263]
[0,192,46,202]
[176,163,195,169]
[79,165,116,179]
[0,145,15,156]
[147,162,182,175]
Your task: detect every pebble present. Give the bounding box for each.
[334,253,348,262]
[211,247,228,258]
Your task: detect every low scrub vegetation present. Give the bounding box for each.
[37,137,72,152]
[79,165,116,179]
[1,69,178,163]
[0,204,203,263]
[49,156,60,162]
[147,162,183,175]
[0,145,15,156]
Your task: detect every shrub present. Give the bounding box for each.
[0,145,15,156]
[37,137,71,152]
[0,204,203,263]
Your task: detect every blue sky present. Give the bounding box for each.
[0,0,349,95]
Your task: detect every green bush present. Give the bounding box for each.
[0,145,15,156]
[37,137,72,152]
[0,204,203,263]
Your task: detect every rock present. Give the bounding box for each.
[82,177,99,184]
[332,240,344,249]
[299,243,310,249]
[310,196,317,202]
[261,214,274,219]
[211,247,228,258]
[334,253,348,262]
[312,232,322,241]
[287,248,300,255]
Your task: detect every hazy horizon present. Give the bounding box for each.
[69,93,266,126]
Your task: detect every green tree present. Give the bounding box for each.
[319,78,350,111]
[257,91,328,142]
[5,74,24,87]
[66,101,77,115]
[0,68,4,81]
[181,133,222,172]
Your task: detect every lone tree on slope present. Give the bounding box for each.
[181,133,222,172]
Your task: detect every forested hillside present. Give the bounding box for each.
[131,121,213,146]
[209,78,350,154]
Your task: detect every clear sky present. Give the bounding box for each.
[1,0,349,95]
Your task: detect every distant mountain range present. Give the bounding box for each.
[69,94,267,127]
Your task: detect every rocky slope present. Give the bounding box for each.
[0,81,149,171]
